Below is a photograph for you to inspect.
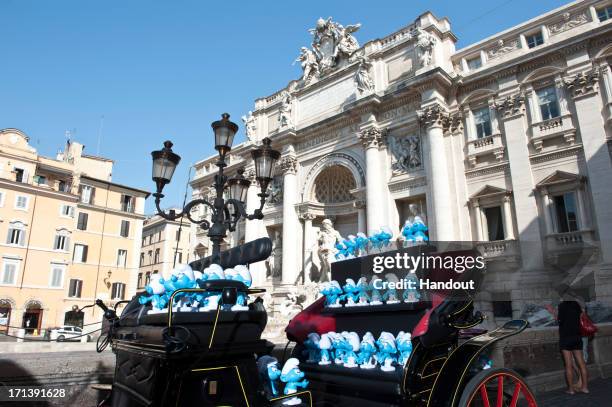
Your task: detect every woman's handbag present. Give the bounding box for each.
[579,311,598,337]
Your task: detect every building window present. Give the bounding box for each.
[473,107,492,139]
[137,273,143,289]
[120,220,130,238]
[139,253,144,267]
[121,195,134,213]
[145,272,151,286]
[77,212,88,231]
[176,229,181,241]
[49,265,65,288]
[58,180,69,192]
[6,222,26,246]
[0,191,5,207]
[117,249,128,267]
[60,205,74,218]
[492,292,513,318]
[536,86,560,120]
[154,249,160,264]
[73,244,88,263]
[68,279,83,298]
[467,56,482,70]
[597,5,612,22]
[484,206,505,241]
[553,192,579,233]
[1,259,19,285]
[175,251,183,264]
[526,31,544,48]
[14,168,26,183]
[79,185,95,204]
[148,250,152,264]
[53,230,71,251]
[111,282,126,300]
[33,175,47,186]
[15,195,29,210]
[157,230,162,242]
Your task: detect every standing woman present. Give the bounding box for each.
[557,289,589,394]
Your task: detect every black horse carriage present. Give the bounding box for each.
[97,238,537,407]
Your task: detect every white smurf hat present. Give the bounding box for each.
[281,358,300,376]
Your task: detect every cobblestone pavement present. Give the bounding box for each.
[538,378,612,406]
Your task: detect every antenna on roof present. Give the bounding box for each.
[96,115,105,155]
[65,130,71,144]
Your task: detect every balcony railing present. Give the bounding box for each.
[530,113,576,151]
[466,133,505,166]
[545,230,597,260]
[476,240,520,261]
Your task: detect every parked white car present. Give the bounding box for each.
[48,325,90,342]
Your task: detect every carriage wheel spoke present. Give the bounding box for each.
[496,376,504,407]
[509,379,521,407]
[480,383,491,407]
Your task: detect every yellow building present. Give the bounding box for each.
[138,212,192,288]
[0,129,149,336]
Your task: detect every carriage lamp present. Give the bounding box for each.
[151,114,280,256]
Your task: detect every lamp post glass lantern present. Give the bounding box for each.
[151,114,280,257]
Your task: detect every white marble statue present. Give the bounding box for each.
[241,111,257,142]
[355,56,373,94]
[387,135,421,173]
[308,17,361,72]
[279,91,293,128]
[317,219,343,282]
[414,27,436,68]
[295,47,319,84]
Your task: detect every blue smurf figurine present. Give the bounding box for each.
[197,264,225,311]
[358,332,377,369]
[343,235,357,258]
[354,232,369,256]
[355,277,370,306]
[280,358,309,405]
[396,332,413,366]
[303,332,321,363]
[376,332,398,372]
[228,264,252,311]
[343,332,361,368]
[139,273,168,313]
[379,226,393,250]
[331,332,346,365]
[326,281,343,308]
[382,274,400,304]
[334,241,348,260]
[342,279,359,307]
[402,274,421,303]
[412,216,429,242]
[318,333,332,365]
[369,276,384,306]
[257,355,281,398]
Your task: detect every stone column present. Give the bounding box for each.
[564,70,612,263]
[354,200,367,233]
[472,201,483,241]
[576,180,588,230]
[417,103,455,241]
[555,75,570,115]
[279,152,300,285]
[599,64,612,103]
[488,98,501,135]
[358,128,384,235]
[244,169,267,287]
[502,194,515,240]
[300,212,316,284]
[496,93,545,270]
[541,187,554,234]
[524,87,540,123]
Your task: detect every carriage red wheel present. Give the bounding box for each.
[458,368,537,407]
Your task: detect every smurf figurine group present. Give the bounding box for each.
[309,330,413,372]
[138,263,253,314]
[257,356,309,405]
[322,274,420,308]
[400,216,429,247]
[333,226,395,261]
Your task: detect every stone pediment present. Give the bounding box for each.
[470,185,509,199]
[536,170,584,188]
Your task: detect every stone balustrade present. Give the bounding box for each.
[529,113,576,151]
[476,239,520,261]
[466,133,505,166]
[545,229,597,260]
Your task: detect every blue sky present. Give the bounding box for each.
[0,0,569,213]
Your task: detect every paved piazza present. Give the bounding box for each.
[190,0,612,334]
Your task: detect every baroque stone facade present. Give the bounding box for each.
[191,0,612,333]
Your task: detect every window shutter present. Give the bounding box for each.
[82,245,88,263]
[19,230,25,246]
[53,235,59,250]
[64,237,70,251]
[69,279,75,296]
[6,230,12,245]
[77,280,82,297]
[90,187,96,204]
[22,169,29,183]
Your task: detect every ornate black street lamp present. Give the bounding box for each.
[151,113,280,256]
